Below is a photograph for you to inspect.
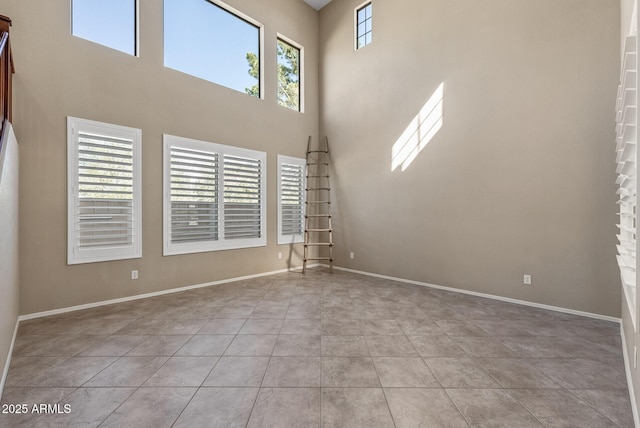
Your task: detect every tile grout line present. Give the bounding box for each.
[563,386,627,427]
[369,349,397,428]
[168,312,242,428]
[502,387,557,427]
[442,388,474,428]
[243,277,286,427]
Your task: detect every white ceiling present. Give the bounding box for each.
[303,0,332,10]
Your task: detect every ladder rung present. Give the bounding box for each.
[304,257,333,261]
[306,201,331,204]
[305,243,333,246]
[308,150,328,153]
[306,214,332,218]
[306,228,333,232]
[306,188,331,191]
[307,175,329,178]
[307,162,329,165]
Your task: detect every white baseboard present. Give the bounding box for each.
[620,323,640,428]
[20,264,319,321]
[326,265,621,323]
[0,319,19,399]
[20,262,619,323]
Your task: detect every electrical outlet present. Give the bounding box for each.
[131,270,138,280]
[349,252,355,259]
[523,274,531,285]
[278,252,283,260]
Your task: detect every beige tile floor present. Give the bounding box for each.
[0,269,633,427]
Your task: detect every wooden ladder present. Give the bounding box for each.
[303,136,333,273]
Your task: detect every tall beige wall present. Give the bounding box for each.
[320,0,621,317]
[1,0,319,314]
[0,123,19,393]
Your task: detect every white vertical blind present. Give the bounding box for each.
[616,34,638,327]
[68,117,142,264]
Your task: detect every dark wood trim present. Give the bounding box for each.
[0,14,13,149]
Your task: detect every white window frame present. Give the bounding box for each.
[354,1,372,50]
[67,117,142,265]
[163,134,267,255]
[71,0,139,56]
[277,155,306,245]
[276,33,304,113]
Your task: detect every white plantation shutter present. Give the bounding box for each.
[278,155,305,244]
[163,135,266,255]
[616,33,638,325]
[224,154,263,240]
[68,117,142,264]
[169,147,219,244]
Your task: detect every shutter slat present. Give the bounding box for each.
[78,150,133,162]
[79,132,133,145]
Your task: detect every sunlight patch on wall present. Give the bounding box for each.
[391,83,444,171]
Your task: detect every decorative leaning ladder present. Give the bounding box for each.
[303,137,334,274]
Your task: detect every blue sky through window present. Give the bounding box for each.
[72,0,136,55]
[164,0,260,95]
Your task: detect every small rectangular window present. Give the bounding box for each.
[67,117,142,264]
[164,0,263,97]
[72,0,137,55]
[355,2,372,49]
[278,155,305,244]
[277,37,303,112]
[164,135,266,255]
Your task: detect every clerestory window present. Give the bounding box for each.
[72,0,137,55]
[164,0,263,97]
[355,2,372,49]
[277,36,303,112]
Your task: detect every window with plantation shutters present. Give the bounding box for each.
[277,155,305,244]
[616,32,638,327]
[163,135,266,255]
[67,117,142,264]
